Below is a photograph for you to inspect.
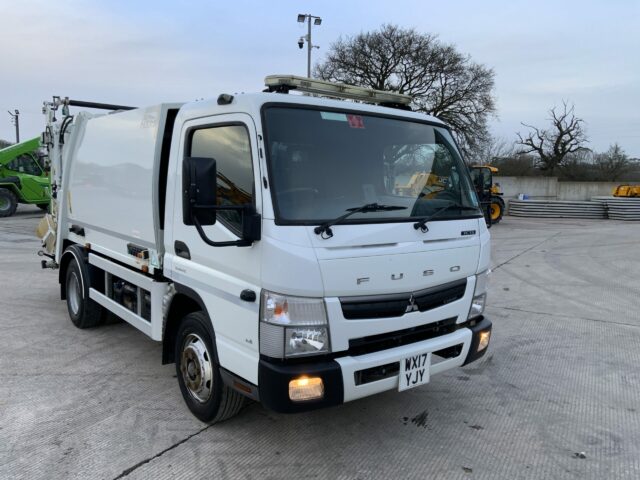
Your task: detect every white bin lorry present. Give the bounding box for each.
[38,75,492,422]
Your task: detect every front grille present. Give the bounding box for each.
[348,317,458,356]
[340,279,467,320]
[413,280,467,312]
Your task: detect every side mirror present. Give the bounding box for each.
[182,156,261,247]
[183,157,217,226]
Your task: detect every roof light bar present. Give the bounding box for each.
[264,75,412,107]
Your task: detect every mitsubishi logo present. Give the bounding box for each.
[405,294,419,313]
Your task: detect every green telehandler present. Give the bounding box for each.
[0,137,50,217]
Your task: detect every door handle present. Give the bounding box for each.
[240,289,256,302]
[174,240,191,260]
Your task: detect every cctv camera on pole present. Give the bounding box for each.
[296,13,322,78]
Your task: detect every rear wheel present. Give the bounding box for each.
[175,311,246,423]
[64,249,104,328]
[0,189,18,217]
[37,203,50,212]
[489,196,505,224]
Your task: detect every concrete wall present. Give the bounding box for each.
[494,176,619,201]
[556,181,619,200]
[494,176,557,200]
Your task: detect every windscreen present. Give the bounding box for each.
[263,106,481,225]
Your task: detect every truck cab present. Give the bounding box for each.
[41,76,492,422]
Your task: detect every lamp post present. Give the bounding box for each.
[297,13,322,78]
[8,109,19,143]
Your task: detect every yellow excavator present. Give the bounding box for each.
[470,165,505,224]
[395,167,505,224]
[612,184,640,197]
[395,172,446,199]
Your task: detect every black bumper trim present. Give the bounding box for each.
[258,316,491,413]
[258,358,344,413]
[463,316,492,365]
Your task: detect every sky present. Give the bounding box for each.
[1,0,639,156]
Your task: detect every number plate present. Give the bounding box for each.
[398,352,431,392]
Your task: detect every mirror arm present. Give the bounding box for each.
[193,216,253,247]
[191,204,260,248]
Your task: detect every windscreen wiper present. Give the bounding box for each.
[413,203,480,233]
[314,203,407,239]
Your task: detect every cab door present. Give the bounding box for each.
[470,167,493,226]
[168,113,262,385]
[7,154,49,202]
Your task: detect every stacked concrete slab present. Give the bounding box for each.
[508,199,606,219]
[591,196,640,220]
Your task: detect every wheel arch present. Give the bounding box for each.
[0,182,22,198]
[492,195,506,207]
[162,283,215,365]
[59,242,104,300]
[59,243,86,300]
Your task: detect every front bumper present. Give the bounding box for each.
[258,316,492,413]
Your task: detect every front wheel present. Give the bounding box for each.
[175,311,246,423]
[0,189,18,217]
[489,196,505,224]
[37,203,50,212]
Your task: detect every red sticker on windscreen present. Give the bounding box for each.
[347,114,365,129]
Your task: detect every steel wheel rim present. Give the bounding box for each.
[490,204,500,220]
[68,271,81,315]
[180,333,214,403]
[0,197,8,211]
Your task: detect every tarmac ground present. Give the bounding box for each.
[1,205,639,479]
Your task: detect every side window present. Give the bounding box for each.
[189,125,254,234]
[6,159,17,172]
[483,171,492,190]
[7,154,42,176]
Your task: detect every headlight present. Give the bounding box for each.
[468,293,486,319]
[467,270,490,320]
[285,327,330,356]
[262,290,327,325]
[260,290,330,358]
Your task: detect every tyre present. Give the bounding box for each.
[64,248,104,328]
[175,311,246,423]
[489,196,505,224]
[0,189,18,218]
[37,203,50,212]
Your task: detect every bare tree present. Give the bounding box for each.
[314,25,496,158]
[491,153,538,177]
[472,135,514,166]
[559,149,594,180]
[594,143,633,181]
[516,102,588,176]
